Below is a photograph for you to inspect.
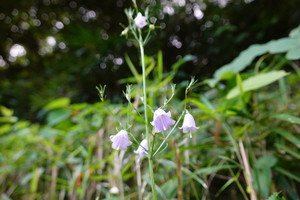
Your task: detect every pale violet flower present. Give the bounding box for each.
[134,139,148,161]
[179,112,199,138]
[109,130,132,150]
[150,108,175,133]
[134,12,147,28]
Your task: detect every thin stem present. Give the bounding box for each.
[239,139,257,200]
[139,40,157,200]
[254,54,269,75]
[151,134,156,153]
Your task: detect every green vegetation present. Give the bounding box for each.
[1,0,300,199]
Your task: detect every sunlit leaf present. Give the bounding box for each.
[226,71,288,99]
[46,109,72,126]
[0,106,14,117]
[286,47,300,60]
[44,98,70,110]
[269,38,300,54]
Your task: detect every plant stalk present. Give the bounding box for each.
[139,40,157,200]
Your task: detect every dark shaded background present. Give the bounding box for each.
[0,0,299,120]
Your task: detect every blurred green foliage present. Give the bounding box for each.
[1,24,300,198]
[0,0,299,119]
[1,0,300,199]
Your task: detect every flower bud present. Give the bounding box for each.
[121,27,129,36]
[149,24,155,30]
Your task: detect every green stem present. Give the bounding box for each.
[139,40,157,200]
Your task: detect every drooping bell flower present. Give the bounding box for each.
[179,112,199,138]
[109,130,132,150]
[134,12,147,28]
[134,139,148,161]
[150,108,175,133]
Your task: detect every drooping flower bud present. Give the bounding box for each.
[179,112,199,138]
[121,27,129,36]
[150,108,175,133]
[109,130,132,150]
[134,12,147,29]
[134,139,148,161]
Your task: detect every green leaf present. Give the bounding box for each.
[269,38,300,54]
[273,114,300,125]
[171,54,193,70]
[253,155,277,198]
[272,127,300,148]
[207,40,274,87]
[215,177,235,197]
[289,26,300,38]
[267,192,286,200]
[44,98,70,110]
[70,103,89,110]
[188,99,217,119]
[253,166,272,198]
[275,144,300,160]
[0,116,18,123]
[254,155,277,169]
[195,165,237,175]
[181,167,207,189]
[156,179,174,200]
[0,106,14,117]
[124,53,140,83]
[286,47,300,60]
[226,71,289,99]
[0,124,11,135]
[121,156,135,175]
[30,167,44,193]
[157,50,163,82]
[275,166,300,183]
[47,109,72,126]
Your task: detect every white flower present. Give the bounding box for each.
[179,112,199,138]
[134,12,147,28]
[109,130,132,150]
[134,139,148,161]
[109,186,119,194]
[150,108,175,133]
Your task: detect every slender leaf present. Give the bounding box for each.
[273,114,300,125]
[272,128,300,148]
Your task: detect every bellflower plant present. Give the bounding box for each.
[109,130,132,150]
[151,108,175,133]
[134,139,148,161]
[179,111,199,138]
[96,1,202,199]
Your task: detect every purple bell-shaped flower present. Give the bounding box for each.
[179,112,199,138]
[134,139,148,161]
[150,108,175,133]
[110,130,132,150]
[134,12,147,28]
